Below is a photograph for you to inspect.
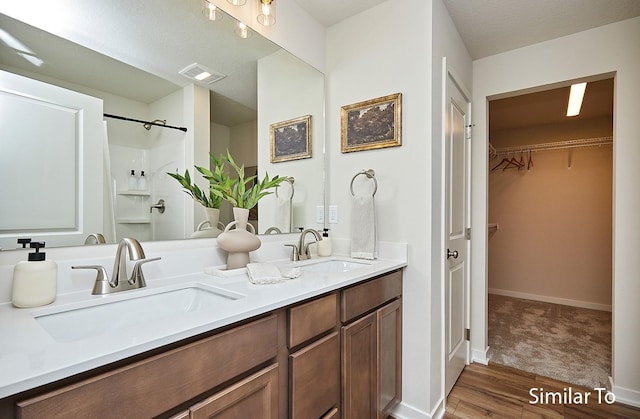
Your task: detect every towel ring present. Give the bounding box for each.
[275,177,295,200]
[350,169,377,197]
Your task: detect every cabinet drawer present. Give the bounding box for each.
[290,332,340,419]
[341,270,402,323]
[190,364,279,419]
[17,315,278,419]
[288,293,337,348]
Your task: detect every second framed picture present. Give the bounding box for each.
[270,115,312,163]
[341,93,402,153]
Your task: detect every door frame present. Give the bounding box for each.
[441,57,472,397]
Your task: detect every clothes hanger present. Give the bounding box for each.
[527,150,534,170]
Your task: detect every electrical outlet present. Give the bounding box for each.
[316,205,325,223]
[329,205,338,224]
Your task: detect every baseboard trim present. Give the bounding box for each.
[391,401,432,419]
[611,379,640,408]
[489,288,612,312]
[471,346,490,365]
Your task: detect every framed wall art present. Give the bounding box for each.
[341,93,402,153]
[270,115,312,163]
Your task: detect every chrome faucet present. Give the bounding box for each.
[73,238,160,295]
[296,229,323,260]
[84,233,106,245]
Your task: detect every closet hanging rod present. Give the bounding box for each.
[493,136,612,156]
[104,113,188,132]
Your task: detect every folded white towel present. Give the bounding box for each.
[246,263,284,284]
[350,194,376,260]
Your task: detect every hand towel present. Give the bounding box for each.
[246,262,284,284]
[274,196,292,232]
[350,194,376,259]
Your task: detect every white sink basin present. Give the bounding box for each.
[298,259,371,274]
[34,284,244,342]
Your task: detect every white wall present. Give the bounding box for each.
[327,1,471,416]
[489,147,612,310]
[472,17,640,406]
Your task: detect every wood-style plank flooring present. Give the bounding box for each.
[445,363,640,418]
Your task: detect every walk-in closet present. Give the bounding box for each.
[487,78,613,389]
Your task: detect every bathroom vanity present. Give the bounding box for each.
[0,238,406,418]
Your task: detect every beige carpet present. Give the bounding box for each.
[488,294,611,389]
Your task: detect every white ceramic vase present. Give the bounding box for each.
[191,207,223,238]
[216,207,261,269]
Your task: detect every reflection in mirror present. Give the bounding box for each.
[0,2,324,250]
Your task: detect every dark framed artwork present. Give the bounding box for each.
[270,115,312,163]
[341,93,402,153]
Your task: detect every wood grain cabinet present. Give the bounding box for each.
[341,271,402,419]
[288,293,340,419]
[16,315,279,419]
[11,270,403,419]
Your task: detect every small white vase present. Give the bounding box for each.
[217,207,261,269]
[191,207,223,238]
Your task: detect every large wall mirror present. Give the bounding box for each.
[0,0,325,250]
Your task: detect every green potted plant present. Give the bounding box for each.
[167,153,228,233]
[203,150,287,228]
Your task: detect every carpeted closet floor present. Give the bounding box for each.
[488,294,611,389]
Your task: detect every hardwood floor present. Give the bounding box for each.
[445,363,640,418]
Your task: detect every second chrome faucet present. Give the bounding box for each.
[73,238,160,295]
[285,229,323,261]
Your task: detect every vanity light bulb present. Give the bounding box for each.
[257,0,276,26]
[235,22,251,39]
[202,0,223,21]
[227,0,247,5]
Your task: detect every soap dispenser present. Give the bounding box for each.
[128,169,137,190]
[317,228,332,257]
[138,170,147,190]
[11,242,57,308]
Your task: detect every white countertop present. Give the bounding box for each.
[0,254,406,399]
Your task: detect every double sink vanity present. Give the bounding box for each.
[0,236,407,418]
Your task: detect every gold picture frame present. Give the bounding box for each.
[270,115,312,163]
[341,93,402,153]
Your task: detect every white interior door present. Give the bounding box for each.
[444,70,471,395]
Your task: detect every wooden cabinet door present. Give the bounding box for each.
[341,312,377,419]
[190,364,279,419]
[289,331,340,419]
[378,299,402,416]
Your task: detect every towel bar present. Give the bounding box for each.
[350,169,377,197]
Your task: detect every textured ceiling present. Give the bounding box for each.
[442,0,640,59]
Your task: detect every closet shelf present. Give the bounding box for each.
[491,136,612,157]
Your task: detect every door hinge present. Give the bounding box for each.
[465,227,471,240]
[465,328,470,341]
[465,123,474,140]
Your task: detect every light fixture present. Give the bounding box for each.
[257,0,276,26]
[179,63,227,84]
[235,22,251,39]
[566,82,587,117]
[227,0,247,5]
[202,0,223,21]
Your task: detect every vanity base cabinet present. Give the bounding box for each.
[189,364,279,419]
[16,315,278,419]
[341,270,402,419]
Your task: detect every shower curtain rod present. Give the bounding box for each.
[103,113,188,132]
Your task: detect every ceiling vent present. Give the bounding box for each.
[179,63,226,84]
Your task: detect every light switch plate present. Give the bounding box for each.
[328,205,338,224]
[316,205,324,223]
